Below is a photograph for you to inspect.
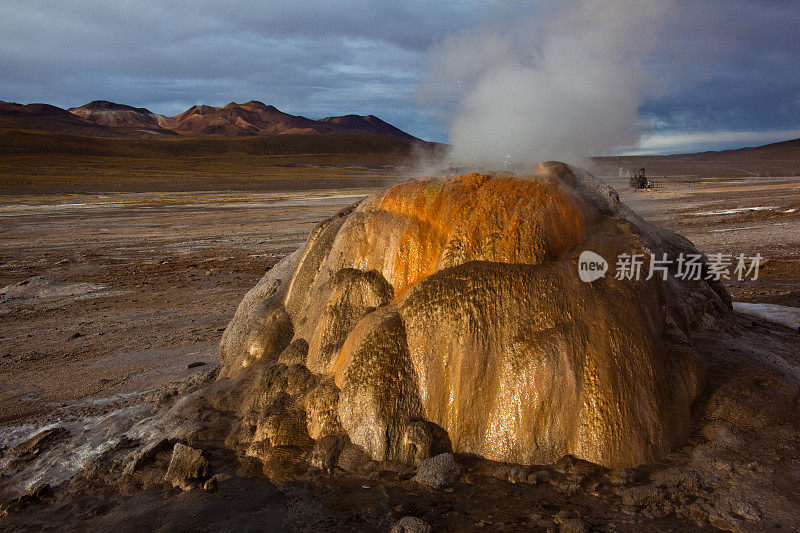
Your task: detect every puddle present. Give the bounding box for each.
[0,276,129,315]
[694,206,777,216]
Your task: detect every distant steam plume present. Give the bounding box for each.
[419,1,673,168]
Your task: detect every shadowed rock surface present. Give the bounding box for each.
[219,163,734,469]
[164,443,211,490]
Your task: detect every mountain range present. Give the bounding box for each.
[0,100,422,141]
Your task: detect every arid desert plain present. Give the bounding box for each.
[1,142,799,531]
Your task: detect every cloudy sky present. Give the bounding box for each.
[1,0,798,154]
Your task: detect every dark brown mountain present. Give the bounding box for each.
[165,101,328,136]
[0,101,118,136]
[319,114,421,141]
[162,101,422,140]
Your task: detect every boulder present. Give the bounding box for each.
[164,443,210,490]
[413,452,463,489]
[336,444,372,473]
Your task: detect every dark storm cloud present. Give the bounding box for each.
[0,0,798,150]
[0,0,484,140]
[634,0,800,152]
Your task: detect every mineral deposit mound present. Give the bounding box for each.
[219,162,733,469]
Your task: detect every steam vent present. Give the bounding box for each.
[219,162,732,469]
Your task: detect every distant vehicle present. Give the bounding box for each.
[630,167,649,189]
[629,168,662,189]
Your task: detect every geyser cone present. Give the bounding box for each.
[220,163,732,468]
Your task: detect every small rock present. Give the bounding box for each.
[555,510,587,533]
[550,480,582,495]
[507,465,529,484]
[123,438,172,476]
[567,473,586,484]
[558,518,587,533]
[620,484,666,507]
[70,332,82,339]
[554,454,578,473]
[492,464,511,480]
[554,454,605,475]
[401,421,451,466]
[203,476,217,492]
[526,473,539,485]
[620,505,638,515]
[731,499,761,521]
[164,443,210,490]
[390,516,432,533]
[649,468,699,490]
[413,452,463,489]
[28,483,52,500]
[310,434,346,470]
[187,361,207,369]
[584,478,603,494]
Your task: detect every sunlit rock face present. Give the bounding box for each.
[220,163,733,468]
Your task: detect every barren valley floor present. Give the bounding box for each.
[1,172,798,438]
[1,170,799,531]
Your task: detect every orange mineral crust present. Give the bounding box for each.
[342,173,596,295]
[220,165,733,469]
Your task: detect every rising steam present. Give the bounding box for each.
[419,1,673,168]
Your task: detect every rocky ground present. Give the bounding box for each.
[1,173,799,531]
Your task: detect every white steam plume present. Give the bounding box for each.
[419,1,673,169]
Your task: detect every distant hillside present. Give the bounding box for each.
[0,99,424,142]
[593,137,800,177]
[0,101,124,137]
[68,100,176,135]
